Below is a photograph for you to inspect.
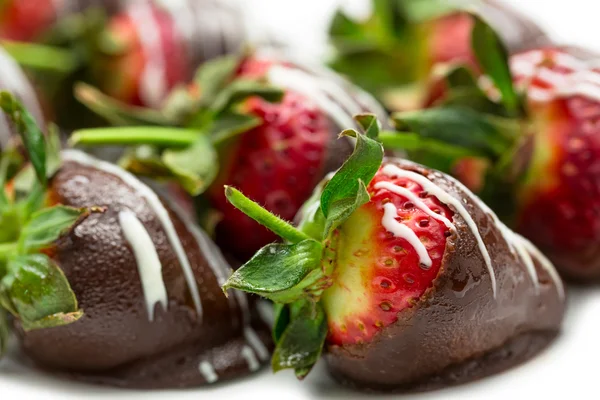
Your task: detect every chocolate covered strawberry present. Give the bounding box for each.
[222,115,564,390]
[384,17,600,280]
[0,94,272,387]
[329,0,547,111]
[71,51,388,260]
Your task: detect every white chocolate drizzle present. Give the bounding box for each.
[510,49,600,103]
[381,203,432,268]
[267,65,356,129]
[441,169,565,300]
[381,164,497,297]
[244,326,269,362]
[519,236,566,300]
[241,345,260,372]
[119,210,168,320]
[61,150,204,317]
[198,361,218,383]
[126,1,169,108]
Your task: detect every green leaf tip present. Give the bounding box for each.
[1,254,83,331]
[470,14,522,116]
[0,91,47,185]
[222,240,327,304]
[224,186,310,244]
[320,115,384,234]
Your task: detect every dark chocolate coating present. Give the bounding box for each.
[16,151,272,388]
[325,159,565,391]
[478,0,550,53]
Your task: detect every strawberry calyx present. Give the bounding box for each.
[381,15,530,219]
[222,114,384,379]
[329,0,481,111]
[0,93,101,356]
[70,53,285,196]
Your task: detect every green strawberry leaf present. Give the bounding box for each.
[272,303,290,343]
[75,83,174,126]
[1,40,80,74]
[162,135,218,196]
[0,307,9,357]
[18,206,92,253]
[272,301,327,378]
[1,254,82,331]
[223,240,325,303]
[471,15,522,116]
[209,111,262,146]
[0,92,46,185]
[225,186,311,244]
[208,79,284,116]
[392,106,516,157]
[194,54,244,106]
[373,0,409,39]
[320,114,384,233]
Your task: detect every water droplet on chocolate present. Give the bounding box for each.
[379,302,392,311]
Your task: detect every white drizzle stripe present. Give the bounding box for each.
[244,327,269,361]
[241,345,260,372]
[61,150,204,317]
[381,203,432,268]
[267,65,356,129]
[198,361,218,383]
[185,219,239,328]
[506,229,540,295]
[119,210,168,320]
[127,1,168,108]
[519,237,566,300]
[381,164,497,297]
[374,181,454,229]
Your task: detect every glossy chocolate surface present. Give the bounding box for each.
[325,159,565,391]
[16,151,272,388]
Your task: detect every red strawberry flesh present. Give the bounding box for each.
[323,165,453,346]
[509,49,600,257]
[209,57,332,259]
[0,0,56,41]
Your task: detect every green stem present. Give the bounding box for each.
[225,186,311,244]
[70,127,199,148]
[2,40,80,74]
[0,242,17,261]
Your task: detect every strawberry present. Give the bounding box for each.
[222,115,564,389]
[97,1,189,108]
[329,0,547,111]
[0,94,272,387]
[385,18,600,280]
[71,51,387,261]
[96,0,248,108]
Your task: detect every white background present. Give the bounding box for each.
[2,0,600,399]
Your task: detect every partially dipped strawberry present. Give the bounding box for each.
[384,18,600,280]
[222,115,565,390]
[71,51,388,261]
[329,0,547,111]
[0,95,272,387]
